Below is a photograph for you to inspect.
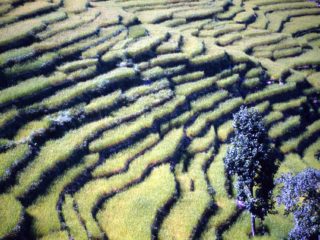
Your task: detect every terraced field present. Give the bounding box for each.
[0,0,319,239]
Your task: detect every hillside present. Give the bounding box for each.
[0,0,319,239]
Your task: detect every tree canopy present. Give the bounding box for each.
[224,106,276,236]
[276,168,320,240]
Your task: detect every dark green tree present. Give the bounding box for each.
[224,106,276,237]
[276,168,320,240]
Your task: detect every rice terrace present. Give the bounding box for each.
[0,0,320,239]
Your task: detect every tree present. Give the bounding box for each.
[276,168,320,240]
[224,106,276,237]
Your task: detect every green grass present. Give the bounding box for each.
[0,194,23,239]
[0,144,30,182]
[64,0,88,13]
[141,66,165,81]
[272,96,307,112]
[109,89,172,120]
[217,120,233,142]
[175,76,217,97]
[168,110,194,129]
[190,90,229,113]
[128,25,147,39]
[216,74,240,89]
[159,151,213,240]
[276,154,307,178]
[187,97,243,138]
[0,1,320,239]
[268,115,301,139]
[97,164,175,240]
[307,72,320,89]
[0,18,45,48]
[273,47,302,59]
[57,59,98,73]
[172,71,205,84]
[124,79,169,101]
[93,133,160,178]
[280,119,320,153]
[62,195,87,240]
[0,45,36,68]
[84,90,122,114]
[4,1,58,20]
[0,107,18,129]
[218,32,242,46]
[200,24,245,38]
[4,52,60,78]
[31,67,135,111]
[75,128,183,239]
[201,145,237,239]
[188,126,216,154]
[277,48,320,70]
[242,77,261,89]
[245,67,263,78]
[264,111,284,125]
[283,15,320,35]
[150,52,188,67]
[174,8,219,20]
[245,83,296,103]
[26,154,99,237]
[253,101,270,113]
[190,48,226,66]
[234,10,255,24]
[182,35,204,57]
[14,118,52,142]
[89,96,184,152]
[126,36,163,57]
[303,138,320,169]
[10,117,113,198]
[39,231,69,240]
[82,29,127,58]
[156,34,181,54]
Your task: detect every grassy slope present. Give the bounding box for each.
[0,0,319,239]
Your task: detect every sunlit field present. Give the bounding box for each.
[0,0,319,239]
